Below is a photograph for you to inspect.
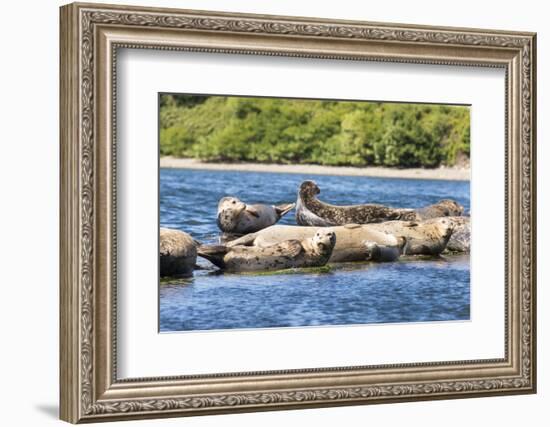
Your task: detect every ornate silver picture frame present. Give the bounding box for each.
[60,2,536,423]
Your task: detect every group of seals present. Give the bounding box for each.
[160,179,469,276]
[227,216,454,262]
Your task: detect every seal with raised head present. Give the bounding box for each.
[159,228,197,277]
[296,180,418,226]
[217,196,295,234]
[227,224,405,262]
[295,180,464,226]
[198,229,336,272]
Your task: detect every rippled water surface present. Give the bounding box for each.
[160,168,470,332]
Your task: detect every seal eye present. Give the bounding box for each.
[232,200,236,204]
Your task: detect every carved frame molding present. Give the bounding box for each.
[60,2,536,423]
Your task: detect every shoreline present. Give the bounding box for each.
[160,157,470,181]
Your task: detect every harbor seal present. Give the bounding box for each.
[366,217,454,255]
[296,180,417,226]
[197,229,336,272]
[159,228,197,277]
[295,180,464,226]
[227,224,405,262]
[414,199,465,219]
[217,196,295,234]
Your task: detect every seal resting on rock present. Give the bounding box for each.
[198,229,336,272]
[227,224,405,262]
[295,180,464,226]
[159,228,197,277]
[217,196,295,234]
[229,217,453,258]
[414,199,465,219]
[366,217,454,255]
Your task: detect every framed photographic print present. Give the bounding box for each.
[60,2,537,423]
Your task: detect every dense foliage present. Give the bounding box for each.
[159,94,470,168]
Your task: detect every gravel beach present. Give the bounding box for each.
[160,157,470,181]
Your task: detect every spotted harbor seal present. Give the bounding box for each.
[227,224,405,262]
[160,228,197,277]
[414,199,465,219]
[198,229,336,272]
[296,180,416,226]
[295,180,464,226]
[217,196,295,234]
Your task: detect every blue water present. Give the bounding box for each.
[159,168,470,332]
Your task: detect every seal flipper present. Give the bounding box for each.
[276,240,304,258]
[274,203,296,219]
[245,205,261,218]
[226,232,259,247]
[197,245,230,269]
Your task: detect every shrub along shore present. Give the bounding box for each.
[160,94,470,169]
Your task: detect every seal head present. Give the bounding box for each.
[216,196,247,232]
[217,197,295,234]
[310,229,336,256]
[300,180,321,199]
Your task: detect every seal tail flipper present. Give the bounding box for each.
[197,245,229,269]
[274,203,296,218]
